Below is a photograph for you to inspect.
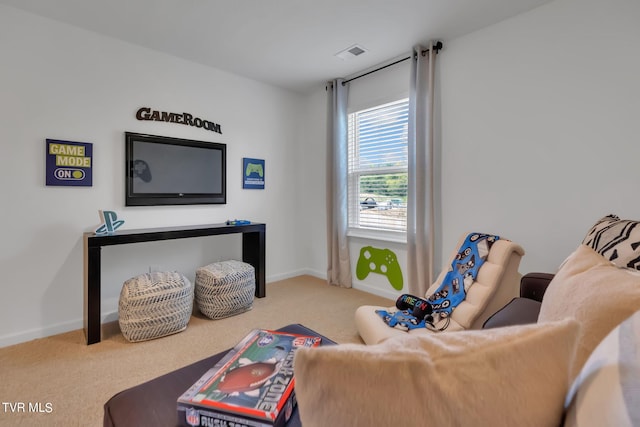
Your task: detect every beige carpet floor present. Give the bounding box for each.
[0,275,393,427]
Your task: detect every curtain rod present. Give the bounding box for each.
[343,41,442,85]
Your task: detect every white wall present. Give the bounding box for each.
[302,0,640,293]
[296,87,328,279]
[0,5,306,346]
[439,0,640,274]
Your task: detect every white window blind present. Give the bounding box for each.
[348,98,408,232]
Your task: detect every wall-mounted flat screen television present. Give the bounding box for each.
[125,132,226,206]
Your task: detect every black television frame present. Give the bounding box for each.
[125,132,226,206]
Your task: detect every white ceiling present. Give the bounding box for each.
[0,0,554,93]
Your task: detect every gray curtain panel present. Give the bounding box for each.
[326,79,352,288]
[407,42,438,296]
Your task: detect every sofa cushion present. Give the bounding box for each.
[538,244,640,380]
[564,310,640,427]
[482,297,542,329]
[582,214,640,270]
[294,318,579,427]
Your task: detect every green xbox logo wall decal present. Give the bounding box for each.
[355,246,403,290]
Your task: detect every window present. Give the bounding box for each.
[348,98,408,233]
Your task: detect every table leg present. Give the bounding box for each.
[242,230,266,298]
[85,245,102,344]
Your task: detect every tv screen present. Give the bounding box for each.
[125,132,226,206]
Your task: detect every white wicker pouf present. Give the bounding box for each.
[118,271,194,342]
[195,260,255,319]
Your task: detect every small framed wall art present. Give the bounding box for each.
[242,158,265,189]
[45,139,93,187]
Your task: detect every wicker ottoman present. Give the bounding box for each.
[118,271,194,342]
[195,260,255,319]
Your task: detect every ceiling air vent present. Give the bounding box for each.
[335,44,368,60]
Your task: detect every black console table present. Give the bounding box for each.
[83,222,266,345]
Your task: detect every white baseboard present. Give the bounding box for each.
[0,310,123,349]
[0,319,81,348]
[266,268,326,283]
[0,297,120,348]
[352,281,400,301]
[272,269,399,301]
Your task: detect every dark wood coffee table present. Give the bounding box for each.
[103,324,335,427]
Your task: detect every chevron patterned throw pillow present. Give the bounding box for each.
[583,214,640,270]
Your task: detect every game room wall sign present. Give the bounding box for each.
[136,107,222,134]
[45,139,93,187]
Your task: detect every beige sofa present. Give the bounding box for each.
[294,215,640,427]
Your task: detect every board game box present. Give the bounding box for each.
[177,329,322,427]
